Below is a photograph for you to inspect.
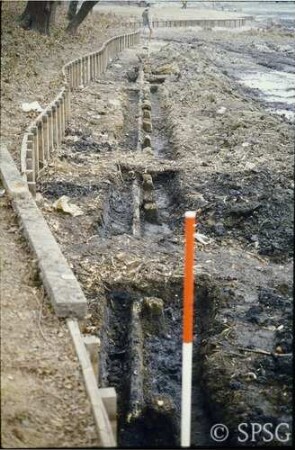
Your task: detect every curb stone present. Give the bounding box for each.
[1,144,116,446]
[0,144,87,319]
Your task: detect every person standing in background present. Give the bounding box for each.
[142,3,153,41]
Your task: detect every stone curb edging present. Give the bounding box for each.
[0,144,87,319]
[20,30,141,195]
[0,144,117,446]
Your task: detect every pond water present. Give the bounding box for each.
[239,69,295,121]
[222,0,295,24]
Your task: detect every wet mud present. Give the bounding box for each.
[150,86,174,159]
[142,171,182,237]
[40,180,101,199]
[120,89,140,152]
[99,179,134,237]
[99,280,215,448]
[192,168,293,260]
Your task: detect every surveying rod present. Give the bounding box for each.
[181,211,196,447]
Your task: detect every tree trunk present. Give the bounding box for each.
[19,1,55,35]
[67,1,79,21]
[49,1,59,27]
[66,1,98,35]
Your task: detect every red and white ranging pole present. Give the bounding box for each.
[181,211,196,447]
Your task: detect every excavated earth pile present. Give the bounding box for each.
[37,25,293,447]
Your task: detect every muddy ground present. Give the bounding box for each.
[36,23,293,448]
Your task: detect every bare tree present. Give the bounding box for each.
[66,1,99,35]
[49,1,62,27]
[19,1,99,36]
[19,1,55,35]
[67,1,79,21]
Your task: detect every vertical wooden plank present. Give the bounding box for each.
[42,114,49,162]
[26,134,36,196]
[47,109,53,155]
[37,120,44,169]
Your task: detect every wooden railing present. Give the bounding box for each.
[135,16,253,29]
[20,31,140,195]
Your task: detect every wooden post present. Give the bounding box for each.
[73,61,77,88]
[105,46,108,68]
[70,63,74,89]
[55,100,61,148]
[47,109,53,155]
[31,126,39,176]
[59,98,63,144]
[83,335,101,381]
[81,57,85,86]
[20,134,28,179]
[26,134,36,196]
[92,54,96,79]
[100,388,117,444]
[95,53,99,77]
[64,88,70,126]
[60,93,66,139]
[89,54,93,81]
[132,177,141,238]
[37,120,44,169]
[99,51,101,73]
[87,55,91,83]
[52,103,59,148]
[42,114,49,162]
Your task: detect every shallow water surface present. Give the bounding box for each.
[239,68,295,121]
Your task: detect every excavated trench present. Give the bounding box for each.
[120,88,140,152]
[98,170,182,238]
[99,281,215,448]
[99,178,134,237]
[97,84,191,447]
[96,72,181,238]
[142,171,182,237]
[149,85,173,159]
[97,66,216,446]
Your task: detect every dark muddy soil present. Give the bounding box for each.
[99,280,216,448]
[120,89,140,152]
[142,171,182,237]
[150,86,174,159]
[151,29,293,263]
[190,168,293,260]
[36,24,293,448]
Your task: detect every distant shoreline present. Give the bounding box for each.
[95,2,295,25]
